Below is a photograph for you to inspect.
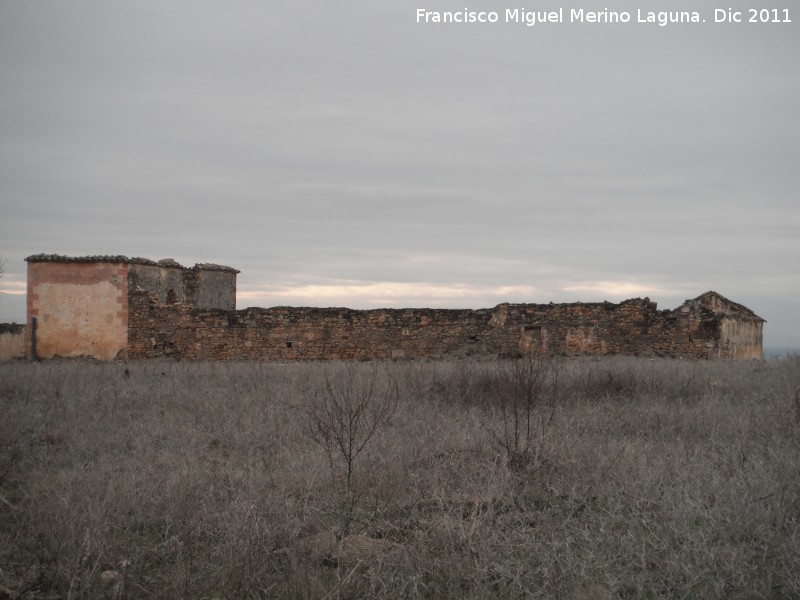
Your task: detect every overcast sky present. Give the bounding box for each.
[1,1,798,348]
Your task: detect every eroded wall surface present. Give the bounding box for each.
[718,317,763,360]
[128,263,189,306]
[129,295,493,360]
[26,262,129,360]
[195,269,237,310]
[128,292,733,361]
[128,262,237,310]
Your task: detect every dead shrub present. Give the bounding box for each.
[488,356,560,472]
[299,363,399,538]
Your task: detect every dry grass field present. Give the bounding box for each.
[1,355,799,599]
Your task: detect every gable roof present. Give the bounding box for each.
[688,291,765,322]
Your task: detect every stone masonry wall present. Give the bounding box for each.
[128,262,237,310]
[129,292,494,360]
[194,268,238,310]
[128,291,721,361]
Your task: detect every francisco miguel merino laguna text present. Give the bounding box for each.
[416,8,706,27]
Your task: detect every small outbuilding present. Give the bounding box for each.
[677,291,765,360]
[24,254,238,360]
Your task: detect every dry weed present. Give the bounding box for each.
[0,356,798,598]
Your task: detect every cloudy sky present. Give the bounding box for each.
[1,1,798,348]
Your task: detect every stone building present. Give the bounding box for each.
[24,254,238,360]
[676,291,765,360]
[14,253,764,362]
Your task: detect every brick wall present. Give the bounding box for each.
[26,261,129,360]
[128,292,722,361]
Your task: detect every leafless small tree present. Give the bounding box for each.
[491,356,561,471]
[303,363,399,538]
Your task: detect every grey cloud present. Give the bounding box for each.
[0,0,797,346]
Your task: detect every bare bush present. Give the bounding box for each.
[489,356,560,471]
[300,363,399,538]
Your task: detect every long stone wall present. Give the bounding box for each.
[128,291,723,361]
[129,292,495,360]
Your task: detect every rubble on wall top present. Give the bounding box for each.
[26,254,158,265]
[157,258,182,268]
[25,253,239,273]
[193,263,241,274]
[497,297,656,310]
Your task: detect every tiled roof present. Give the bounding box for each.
[25,254,239,273]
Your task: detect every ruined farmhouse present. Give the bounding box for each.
[3,254,765,362]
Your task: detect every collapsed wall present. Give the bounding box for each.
[129,293,493,360]
[128,292,740,361]
[127,259,238,310]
